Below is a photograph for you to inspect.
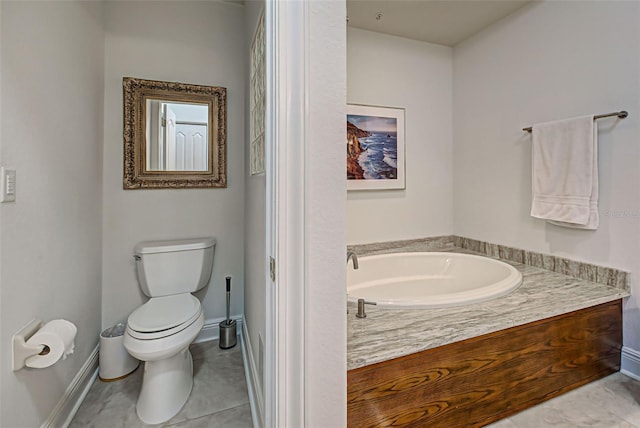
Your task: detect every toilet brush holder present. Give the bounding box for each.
[219,276,237,349]
[219,319,237,349]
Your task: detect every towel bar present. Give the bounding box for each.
[523,111,628,133]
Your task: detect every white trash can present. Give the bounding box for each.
[99,323,139,381]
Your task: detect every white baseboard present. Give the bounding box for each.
[621,346,640,381]
[242,316,263,428]
[42,344,99,428]
[193,314,243,344]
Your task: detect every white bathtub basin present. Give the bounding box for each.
[347,252,522,309]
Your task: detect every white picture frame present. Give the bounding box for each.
[347,104,405,190]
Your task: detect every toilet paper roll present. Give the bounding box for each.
[24,319,77,369]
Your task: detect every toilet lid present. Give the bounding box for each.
[128,294,201,333]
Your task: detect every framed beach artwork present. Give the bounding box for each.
[347,104,405,190]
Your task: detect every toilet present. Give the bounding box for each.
[123,237,215,424]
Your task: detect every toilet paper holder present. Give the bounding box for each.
[12,319,50,371]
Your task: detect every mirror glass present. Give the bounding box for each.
[123,77,227,189]
[145,100,209,172]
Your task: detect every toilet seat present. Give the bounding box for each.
[127,294,202,340]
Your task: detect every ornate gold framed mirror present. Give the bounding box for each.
[123,77,227,189]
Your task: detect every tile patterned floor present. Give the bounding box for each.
[70,340,253,428]
[71,340,640,428]
[488,372,640,428]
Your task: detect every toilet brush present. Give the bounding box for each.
[219,276,237,349]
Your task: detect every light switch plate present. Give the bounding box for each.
[1,167,16,202]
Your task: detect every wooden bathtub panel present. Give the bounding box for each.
[347,300,622,428]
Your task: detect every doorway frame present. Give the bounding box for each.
[264,0,307,426]
[263,0,347,426]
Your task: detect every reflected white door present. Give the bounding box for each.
[175,124,208,171]
[163,104,177,170]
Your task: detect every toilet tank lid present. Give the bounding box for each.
[135,238,216,255]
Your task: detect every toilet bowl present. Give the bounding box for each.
[123,300,204,424]
[122,238,215,424]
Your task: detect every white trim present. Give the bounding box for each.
[42,345,99,428]
[621,346,640,381]
[193,315,243,344]
[264,0,276,421]
[265,0,308,426]
[242,317,263,428]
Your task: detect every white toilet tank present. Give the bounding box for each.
[134,238,216,297]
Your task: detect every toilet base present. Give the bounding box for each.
[136,348,194,424]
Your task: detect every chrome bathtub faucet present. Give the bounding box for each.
[347,250,359,270]
[356,298,376,318]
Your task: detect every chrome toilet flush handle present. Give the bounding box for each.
[356,298,377,318]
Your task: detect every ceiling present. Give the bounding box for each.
[347,0,533,46]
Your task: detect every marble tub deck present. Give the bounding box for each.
[347,246,629,370]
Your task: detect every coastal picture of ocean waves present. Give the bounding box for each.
[347,114,398,180]
[347,104,405,190]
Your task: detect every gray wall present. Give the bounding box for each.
[243,0,266,416]
[0,1,248,424]
[347,28,453,244]
[101,1,246,328]
[453,2,640,350]
[0,2,104,425]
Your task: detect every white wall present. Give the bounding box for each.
[0,1,104,426]
[243,0,266,407]
[453,2,640,349]
[347,28,453,244]
[169,103,208,123]
[306,1,347,424]
[101,1,245,328]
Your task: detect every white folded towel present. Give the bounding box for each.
[530,115,599,230]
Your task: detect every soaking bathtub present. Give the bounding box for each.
[347,252,522,309]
